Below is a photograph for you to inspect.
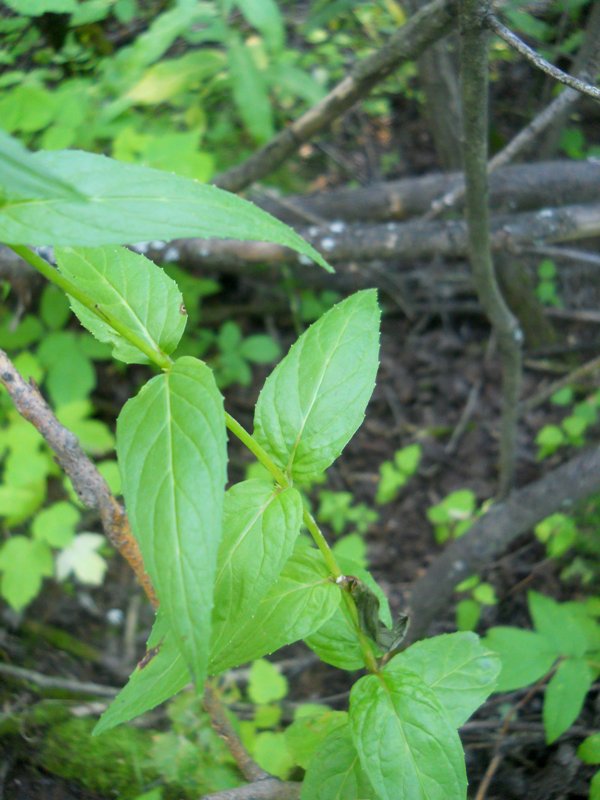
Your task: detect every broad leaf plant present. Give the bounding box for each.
[0,132,500,799]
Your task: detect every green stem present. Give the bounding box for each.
[10,245,173,371]
[224,414,378,671]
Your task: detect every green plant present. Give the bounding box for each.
[485,591,600,745]
[427,488,479,544]
[535,258,562,308]
[376,443,421,505]
[0,130,501,798]
[454,574,498,632]
[317,490,378,536]
[536,388,600,459]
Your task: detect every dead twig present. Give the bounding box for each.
[0,663,119,698]
[522,354,600,411]
[213,0,457,192]
[485,14,600,101]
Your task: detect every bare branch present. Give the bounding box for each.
[406,444,600,644]
[201,781,301,800]
[213,0,457,193]
[460,0,522,497]
[204,684,268,784]
[0,350,158,608]
[0,663,118,698]
[486,13,600,101]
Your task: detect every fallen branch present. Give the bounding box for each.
[214,0,457,192]
[406,443,600,644]
[0,663,118,698]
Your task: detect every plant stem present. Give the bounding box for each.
[224,414,378,671]
[10,245,173,371]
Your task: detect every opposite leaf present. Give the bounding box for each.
[209,542,341,673]
[0,137,330,271]
[543,657,593,744]
[117,356,227,685]
[55,245,186,364]
[301,723,375,800]
[484,627,558,692]
[350,671,467,800]
[211,480,302,658]
[254,290,380,482]
[386,632,500,727]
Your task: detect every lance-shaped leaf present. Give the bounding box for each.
[350,671,467,800]
[117,356,227,683]
[211,480,302,656]
[93,610,189,735]
[253,290,380,481]
[55,245,186,364]
[301,723,375,800]
[0,129,84,201]
[209,542,341,673]
[0,137,330,271]
[385,632,500,727]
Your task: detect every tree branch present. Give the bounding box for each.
[406,443,600,644]
[0,349,158,608]
[201,781,301,800]
[213,0,457,192]
[486,13,600,101]
[460,0,522,497]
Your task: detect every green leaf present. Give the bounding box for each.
[349,671,467,799]
[484,627,557,691]
[301,723,375,799]
[529,591,589,657]
[227,36,274,143]
[55,245,187,365]
[385,632,500,727]
[591,770,600,800]
[0,130,84,202]
[248,659,288,704]
[117,356,227,683]
[2,0,76,13]
[32,501,80,547]
[456,598,481,632]
[394,443,421,474]
[544,658,593,744]
[209,543,341,673]
[235,0,285,52]
[37,332,96,407]
[0,137,330,272]
[578,733,600,765]
[254,291,380,482]
[305,607,365,671]
[285,710,348,771]
[40,285,71,331]
[0,536,53,611]
[239,334,281,364]
[210,480,302,658]
[93,610,189,735]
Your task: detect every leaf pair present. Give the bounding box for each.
[302,633,500,799]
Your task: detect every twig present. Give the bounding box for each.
[204,684,268,783]
[485,14,600,101]
[213,0,457,192]
[522,354,600,411]
[459,0,522,498]
[427,5,600,219]
[406,443,600,644]
[201,781,301,800]
[474,672,553,800]
[0,663,119,698]
[0,350,158,608]
[520,245,600,269]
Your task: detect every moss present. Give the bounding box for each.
[40,717,157,798]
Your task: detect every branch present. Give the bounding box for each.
[128,203,600,288]
[253,160,600,224]
[201,781,301,800]
[427,6,600,218]
[486,13,600,101]
[213,0,457,192]
[460,0,522,497]
[0,349,158,608]
[0,663,118,698]
[406,443,600,644]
